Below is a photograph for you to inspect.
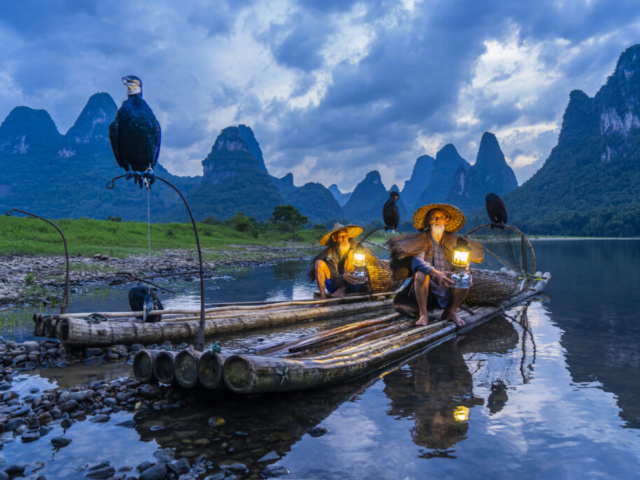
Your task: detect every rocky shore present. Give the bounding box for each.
[0,244,315,308]
[0,337,294,479]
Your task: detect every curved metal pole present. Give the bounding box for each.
[356,225,404,249]
[106,174,207,351]
[5,209,70,314]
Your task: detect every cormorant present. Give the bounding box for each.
[128,285,164,323]
[383,191,400,232]
[109,76,161,188]
[485,192,507,229]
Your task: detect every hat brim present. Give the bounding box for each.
[319,225,363,246]
[412,204,465,233]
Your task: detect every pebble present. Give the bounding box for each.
[139,464,167,480]
[86,466,116,479]
[262,465,290,478]
[59,400,78,412]
[51,436,72,447]
[21,431,40,443]
[309,426,328,437]
[258,452,280,463]
[219,461,249,474]
[89,414,110,423]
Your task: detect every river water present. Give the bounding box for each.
[1,240,640,479]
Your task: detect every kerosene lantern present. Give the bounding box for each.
[351,244,368,284]
[451,238,471,289]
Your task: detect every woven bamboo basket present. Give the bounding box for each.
[465,269,519,306]
[367,260,405,293]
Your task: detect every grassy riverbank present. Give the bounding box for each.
[0,216,318,257]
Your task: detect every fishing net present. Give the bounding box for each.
[464,224,536,278]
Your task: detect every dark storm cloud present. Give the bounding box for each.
[1,0,640,188]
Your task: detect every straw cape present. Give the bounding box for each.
[412,203,465,233]
[319,223,363,246]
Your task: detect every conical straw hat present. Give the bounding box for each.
[412,203,465,233]
[319,223,363,246]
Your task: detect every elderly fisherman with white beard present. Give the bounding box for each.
[307,223,372,301]
[386,204,483,328]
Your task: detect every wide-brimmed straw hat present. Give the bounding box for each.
[319,222,363,246]
[412,203,465,233]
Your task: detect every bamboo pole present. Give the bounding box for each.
[154,351,179,385]
[174,350,202,389]
[58,299,393,347]
[259,313,401,356]
[197,351,230,390]
[133,350,159,384]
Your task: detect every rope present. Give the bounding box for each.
[146,182,151,272]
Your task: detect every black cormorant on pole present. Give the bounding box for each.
[128,285,164,323]
[107,75,207,351]
[383,191,400,232]
[485,193,507,229]
[109,76,161,188]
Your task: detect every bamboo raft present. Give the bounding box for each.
[133,272,551,394]
[32,293,396,347]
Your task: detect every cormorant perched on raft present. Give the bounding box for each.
[109,76,161,188]
[485,193,507,229]
[383,191,400,232]
[128,285,164,323]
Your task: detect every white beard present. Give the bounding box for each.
[337,243,350,260]
[431,224,445,238]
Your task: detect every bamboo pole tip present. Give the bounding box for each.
[175,350,200,388]
[223,355,255,393]
[133,350,155,383]
[198,351,224,389]
[154,351,177,384]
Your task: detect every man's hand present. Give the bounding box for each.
[433,270,455,288]
[343,272,359,285]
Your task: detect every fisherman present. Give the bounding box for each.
[307,223,370,301]
[386,204,483,327]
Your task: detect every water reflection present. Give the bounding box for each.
[383,316,519,457]
[534,240,640,429]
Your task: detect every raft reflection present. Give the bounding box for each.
[382,315,520,457]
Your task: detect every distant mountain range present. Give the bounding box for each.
[467,44,640,236]
[3,44,640,236]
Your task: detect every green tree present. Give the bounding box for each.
[271,205,308,235]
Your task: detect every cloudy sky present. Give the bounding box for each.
[1,1,639,191]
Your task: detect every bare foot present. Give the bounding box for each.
[448,311,465,327]
[332,288,346,299]
[415,315,429,326]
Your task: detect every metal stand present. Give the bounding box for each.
[107,174,207,351]
[5,209,70,314]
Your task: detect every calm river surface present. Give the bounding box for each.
[1,240,640,479]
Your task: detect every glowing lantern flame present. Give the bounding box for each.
[454,406,470,422]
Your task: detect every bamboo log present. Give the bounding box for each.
[58,299,393,348]
[54,292,396,320]
[34,314,45,337]
[197,351,231,389]
[133,349,159,384]
[174,350,202,389]
[154,350,179,385]
[43,317,58,338]
[222,273,551,393]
